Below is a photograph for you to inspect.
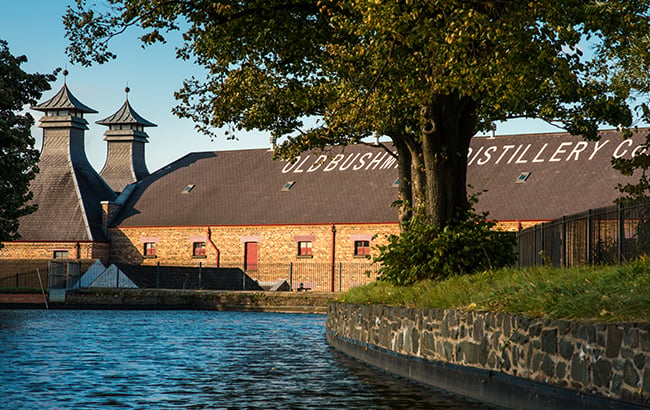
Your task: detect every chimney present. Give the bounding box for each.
[101,200,120,234]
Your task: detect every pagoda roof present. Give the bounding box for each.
[31,83,97,114]
[96,99,157,127]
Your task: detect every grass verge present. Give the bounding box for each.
[337,257,650,322]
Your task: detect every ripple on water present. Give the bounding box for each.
[0,310,493,409]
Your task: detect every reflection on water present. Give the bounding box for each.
[0,310,493,409]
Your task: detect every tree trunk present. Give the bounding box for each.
[391,132,427,230]
[420,94,477,227]
[406,137,426,211]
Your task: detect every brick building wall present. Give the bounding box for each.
[109,223,399,266]
[0,241,110,263]
[1,219,537,292]
[107,222,399,291]
[495,220,543,232]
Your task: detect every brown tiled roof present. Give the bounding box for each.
[96,100,157,127]
[467,129,645,222]
[113,145,400,227]
[31,84,98,113]
[112,129,647,228]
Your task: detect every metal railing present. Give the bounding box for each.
[517,199,650,268]
[0,260,379,292]
[64,261,380,292]
[0,260,79,291]
[48,261,82,290]
[239,261,380,292]
[0,269,48,290]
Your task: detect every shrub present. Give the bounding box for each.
[373,209,516,286]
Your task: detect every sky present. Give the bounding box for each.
[0,1,631,173]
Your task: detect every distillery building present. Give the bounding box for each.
[0,82,646,290]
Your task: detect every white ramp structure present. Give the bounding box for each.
[75,260,106,289]
[77,263,138,288]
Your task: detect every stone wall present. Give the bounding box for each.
[327,303,650,407]
[63,289,332,313]
[0,293,46,306]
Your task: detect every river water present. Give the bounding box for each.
[0,310,493,409]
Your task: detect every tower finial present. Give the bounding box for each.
[62,67,68,84]
[125,82,130,101]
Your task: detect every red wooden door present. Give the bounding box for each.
[244,242,258,271]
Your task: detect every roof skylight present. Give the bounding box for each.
[516,172,530,183]
[282,181,296,191]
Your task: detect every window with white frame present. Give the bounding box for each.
[297,241,313,257]
[354,240,371,257]
[53,250,69,260]
[143,242,157,257]
[193,242,206,257]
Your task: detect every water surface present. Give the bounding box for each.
[0,310,492,409]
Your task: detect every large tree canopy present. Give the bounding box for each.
[602,19,650,201]
[0,40,56,244]
[65,0,650,227]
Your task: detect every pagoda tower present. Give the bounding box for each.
[97,87,156,193]
[18,73,117,247]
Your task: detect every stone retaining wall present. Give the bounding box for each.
[64,289,332,313]
[0,293,46,305]
[0,290,333,313]
[327,303,650,408]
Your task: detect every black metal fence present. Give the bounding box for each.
[132,261,379,292]
[0,260,379,292]
[0,261,73,291]
[0,269,48,289]
[48,261,82,290]
[0,260,95,291]
[237,261,380,292]
[517,200,650,268]
[63,261,378,292]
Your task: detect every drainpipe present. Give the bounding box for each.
[207,227,220,268]
[76,241,81,259]
[330,224,336,292]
